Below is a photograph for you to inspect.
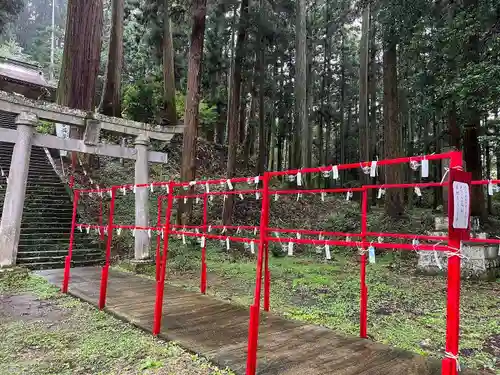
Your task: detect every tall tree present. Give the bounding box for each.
[178,0,208,224]
[359,4,370,183]
[0,0,24,35]
[222,0,249,224]
[58,0,103,137]
[162,0,177,125]
[295,0,307,170]
[382,31,404,217]
[100,0,124,117]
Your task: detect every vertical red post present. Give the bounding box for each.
[62,189,80,293]
[153,182,174,336]
[442,151,465,375]
[360,187,368,338]
[246,173,270,375]
[155,197,164,281]
[200,193,208,294]
[263,242,270,311]
[98,187,116,310]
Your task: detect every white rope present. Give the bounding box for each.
[444,352,461,372]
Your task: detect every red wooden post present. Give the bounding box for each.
[442,151,470,375]
[201,193,208,294]
[246,173,270,375]
[155,197,164,281]
[360,187,368,338]
[98,187,116,310]
[62,189,80,293]
[263,242,270,311]
[153,182,174,336]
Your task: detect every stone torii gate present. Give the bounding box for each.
[0,91,183,267]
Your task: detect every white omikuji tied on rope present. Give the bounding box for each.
[288,241,294,256]
[488,181,494,196]
[236,226,241,234]
[370,160,377,177]
[250,240,255,254]
[147,229,151,238]
[325,244,331,260]
[150,183,154,192]
[205,182,210,193]
[133,185,137,194]
[321,192,326,202]
[208,225,212,233]
[346,236,351,243]
[196,197,200,204]
[165,184,169,194]
[223,195,228,201]
[108,190,112,198]
[274,193,279,201]
[414,186,422,197]
[221,226,227,234]
[0,169,4,177]
[296,193,302,201]
[117,228,122,236]
[89,178,94,184]
[189,181,196,187]
[296,232,301,240]
[254,176,259,185]
[227,179,234,190]
[200,236,205,247]
[182,233,186,244]
[86,227,90,234]
[132,229,136,237]
[256,192,260,200]
[226,237,230,250]
[254,227,257,236]
[296,171,303,186]
[346,191,353,201]
[332,165,339,180]
[239,193,244,200]
[78,225,82,232]
[377,188,384,199]
[184,197,188,204]
[377,236,383,243]
[368,245,376,264]
[421,158,429,178]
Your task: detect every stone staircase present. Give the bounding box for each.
[0,110,104,269]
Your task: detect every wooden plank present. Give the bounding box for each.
[36,267,483,375]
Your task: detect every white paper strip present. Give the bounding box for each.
[287,242,294,256]
[226,237,230,250]
[250,241,255,254]
[332,165,339,180]
[325,244,331,260]
[227,179,234,190]
[421,159,429,178]
[370,161,377,177]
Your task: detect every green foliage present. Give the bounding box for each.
[0,39,27,60]
[122,75,217,130]
[0,0,24,36]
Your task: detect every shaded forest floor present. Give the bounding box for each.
[118,241,500,374]
[0,270,234,375]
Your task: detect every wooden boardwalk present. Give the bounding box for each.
[37,267,480,375]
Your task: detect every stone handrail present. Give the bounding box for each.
[0,90,184,141]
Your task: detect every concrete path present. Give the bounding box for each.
[37,267,481,375]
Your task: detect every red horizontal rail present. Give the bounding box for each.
[172,230,259,243]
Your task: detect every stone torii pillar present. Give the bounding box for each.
[134,134,150,261]
[0,112,37,267]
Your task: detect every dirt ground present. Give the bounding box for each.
[0,272,234,375]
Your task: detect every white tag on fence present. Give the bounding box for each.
[226,237,230,250]
[414,187,422,197]
[288,242,294,256]
[377,188,383,199]
[332,165,339,180]
[296,232,301,239]
[421,159,429,178]
[297,171,302,186]
[368,246,376,264]
[321,192,326,202]
[182,233,186,244]
[254,176,259,184]
[86,227,90,234]
[117,228,122,236]
[150,183,154,192]
[227,179,234,190]
[132,229,136,237]
[256,192,260,200]
[201,236,205,247]
[325,244,331,260]
[239,193,244,200]
[148,229,151,238]
[488,181,494,196]
[250,241,255,254]
[370,161,377,177]
[205,182,209,193]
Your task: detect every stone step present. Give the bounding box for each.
[19,258,105,270]
[17,249,103,259]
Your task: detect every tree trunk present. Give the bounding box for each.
[222,0,249,225]
[369,13,378,205]
[100,0,124,117]
[359,5,370,186]
[58,0,104,135]
[295,0,307,171]
[256,0,266,175]
[383,39,404,218]
[178,0,208,224]
[162,0,177,126]
[339,31,346,180]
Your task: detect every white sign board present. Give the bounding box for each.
[55,123,70,157]
[452,181,470,229]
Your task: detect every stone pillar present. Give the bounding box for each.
[134,134,150,261]
[0,112,38,267]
